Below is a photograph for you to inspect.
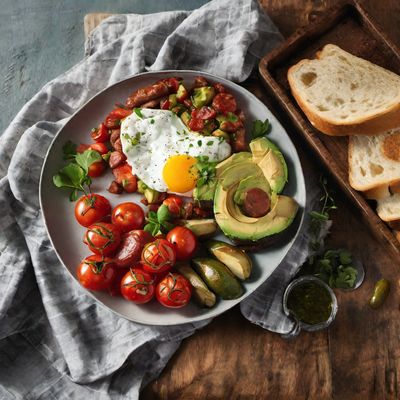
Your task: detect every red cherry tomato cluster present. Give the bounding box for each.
[74,192,197,309]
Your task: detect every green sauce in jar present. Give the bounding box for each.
[286,282,332,325]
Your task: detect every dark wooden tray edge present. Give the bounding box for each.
[258,0,400,260]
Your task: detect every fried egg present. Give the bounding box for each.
[120,109,231,193]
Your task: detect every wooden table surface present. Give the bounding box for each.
[142,2,400,399]
[3,1,399,399]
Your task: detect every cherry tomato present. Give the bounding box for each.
[88,160,106,178]
[77,255,116,291]
[91,123,109,143]
[84,222,121,256]
[112,163,138,193]
[77,142,108,155]
[191,106,216,120]
[166,226,198,261]
[141,239,176,274]
[163,195,183,217]
[212,93,237,114]
[120,267,155,304]
[156,273,192,308]
[111,202,145,233]
[75,194,111,227]
[108,107,132,120]
[188,117,204,131]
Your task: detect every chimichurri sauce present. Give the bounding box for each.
[287,282,332,325]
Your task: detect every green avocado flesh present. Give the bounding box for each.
[213,137,297,242]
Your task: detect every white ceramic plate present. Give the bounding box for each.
[39,70,306,326]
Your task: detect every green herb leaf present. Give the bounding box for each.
[144,222,160,236]
[75,149,102,174]
[134,108,143,119]
[194,156,218,188]
[309,211,329,221]
[157,205,170,226]
[250,119,271,139]
[339,249,352,265]
[53,163,85,189]
[62,140,77,161]
[335,265,357,289]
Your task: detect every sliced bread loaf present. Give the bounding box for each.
[377,193,400,222]
[348,130,400,196]
[287,44,400,136]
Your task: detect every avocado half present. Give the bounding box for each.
[213,137,298,242]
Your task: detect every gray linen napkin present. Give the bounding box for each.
[0,1,321,398]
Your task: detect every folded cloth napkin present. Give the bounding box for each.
[0,0,325,398]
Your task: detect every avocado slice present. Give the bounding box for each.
[206,240,252,280]
[214,183,298,241]
[192,258,244,300]
[192,86,215,108]
[215,152,252,176]
[175,262,216,307]
[212,129,230,142]
[176,219,218,239]
[250,137,288,193]
[218,161,262,190]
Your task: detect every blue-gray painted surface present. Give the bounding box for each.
[0,0,209,135]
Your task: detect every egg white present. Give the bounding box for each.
[120,109,231,192]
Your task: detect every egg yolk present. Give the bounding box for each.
[163,155,198,193]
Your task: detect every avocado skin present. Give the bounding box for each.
[192,258,244,300]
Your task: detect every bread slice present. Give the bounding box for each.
[287,44,400,136]
[376,193,400,222]
[348,130,400,196]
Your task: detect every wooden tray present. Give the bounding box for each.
[259,0,400,259]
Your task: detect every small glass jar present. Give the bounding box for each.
[282,275,338,337]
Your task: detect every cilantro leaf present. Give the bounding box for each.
[250,119,271,140]
[194,156,217,188]
[134,108,143,119]
[75,149,102,174]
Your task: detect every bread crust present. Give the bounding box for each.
[287,46,400,137]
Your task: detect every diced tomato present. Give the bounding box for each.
[108,108,132,120]
[232,128,247,152]
[212,93,237,114]
[88,160,106,177]
[163,195,183,217]
[191,106,216,120]
[89,142,109,155]
[160,99,170,110]
[194,76,209,88]
[188,118,204,131]
[104,116,121,129]
[77,143,90,153]
[91,123,109,143]
[162,77,181,93]
[112,162,138,193]
[213,83,227,93]
[183,99,193,109]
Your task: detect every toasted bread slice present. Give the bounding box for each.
[287,44,400,136]
[348,130,400,196]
